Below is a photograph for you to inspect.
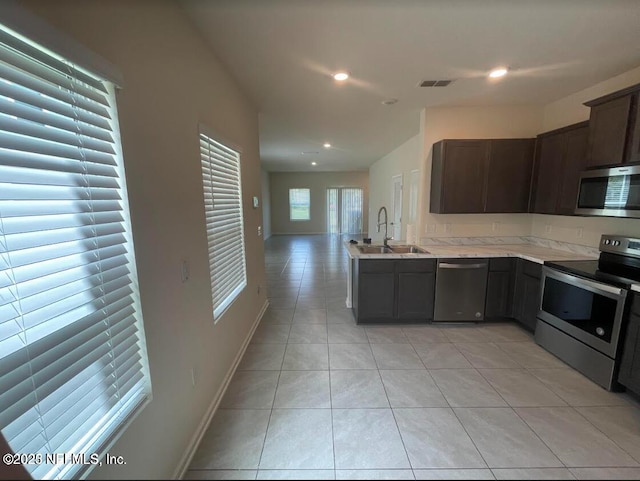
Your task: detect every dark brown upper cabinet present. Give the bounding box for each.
[531,121,589,215]
[485,139,535,213]
[430,138,534,214]
[584,83,640,167]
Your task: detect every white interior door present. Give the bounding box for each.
[391,175,403,241]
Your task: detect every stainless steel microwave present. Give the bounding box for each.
[575,164,640,218]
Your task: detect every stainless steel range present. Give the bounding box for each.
[536,235,640,390]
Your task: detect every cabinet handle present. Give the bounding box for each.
[439,262,487,269]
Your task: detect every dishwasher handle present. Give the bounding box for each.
[438,262,487,269]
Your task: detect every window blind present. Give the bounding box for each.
[199,132,247,321]
[0,25,150,480]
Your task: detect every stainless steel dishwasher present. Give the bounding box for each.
[434,258,488,321]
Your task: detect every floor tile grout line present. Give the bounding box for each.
[570,405,640,466]
[510,406,569,469]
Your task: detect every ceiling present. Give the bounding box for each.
[182,0,640,172]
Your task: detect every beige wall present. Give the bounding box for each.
[261,168,272,240]
[532,65,640,247]
[418,105,544,239]
[270,172,369,234]
[542,65,640,132]
[20,1,266,479]
[368,134,421,244]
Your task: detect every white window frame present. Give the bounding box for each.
[289,188,311,221]
[199,126,247,322]
[0,16,150,481]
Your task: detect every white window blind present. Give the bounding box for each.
[199,132,247,321]
[0,25,150,480]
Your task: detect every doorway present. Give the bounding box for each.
[327,187,363,234]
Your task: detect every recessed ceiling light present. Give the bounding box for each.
[323,143,331,148]
[489,67,508,78]
[333,71,349,81]
[311,162,317,166]
[382,98,399,105]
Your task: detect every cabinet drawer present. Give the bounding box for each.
[521,259,542,279]
[489,258,514,272]
[395,259,436,273]
[359,259,395,273]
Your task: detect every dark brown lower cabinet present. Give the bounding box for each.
[353,258,435,323]
[354,256,543,328]
[397,261,436,320]
[485,258,515,319]
[512,259,542,332]
[618,295,640,394]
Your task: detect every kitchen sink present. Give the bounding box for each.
[356,245,393,254]
[356,244,429,254]
[388,245,429,254]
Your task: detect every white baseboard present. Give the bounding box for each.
[172,300,269,479]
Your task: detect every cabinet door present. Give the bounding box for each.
[485,271,514,319]
[629,93,640,164]
[358,273,395,321]
[532,133,565,214]
[520,275,541,332]
[441,141,488,213]
[513,260,542,332]
[556,124,589,215]
[485,139,534,213]
[618,299,640,393]
[587,95,632,167]
[396,272,435,320]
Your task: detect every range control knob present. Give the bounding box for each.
[613,240,621,246]
[596,327,605,336]
[604,239,611,245]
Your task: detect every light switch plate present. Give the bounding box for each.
[253,196,259,208]
[181,259,190,282]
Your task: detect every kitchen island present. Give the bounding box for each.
[345,239,597,326]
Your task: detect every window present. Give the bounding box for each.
[289,188,310,221]
[0,25,150,480]
[199,130,247,321]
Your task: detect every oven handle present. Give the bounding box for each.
[541,266,625,298]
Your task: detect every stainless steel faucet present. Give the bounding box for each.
[377,206,391,246]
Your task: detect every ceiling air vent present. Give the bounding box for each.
[419,79,453,87]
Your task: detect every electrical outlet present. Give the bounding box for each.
[258,225,262,237]
[545,224,552,234]
[426,224,436,234]
[492,222,500,232]
[190,367,197,387]
[577,227,584,238]
[443,223,451,234]
[181,259,190,282]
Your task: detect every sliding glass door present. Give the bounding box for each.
[327,187,363,234]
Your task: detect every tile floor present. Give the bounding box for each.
[185,235,640,480]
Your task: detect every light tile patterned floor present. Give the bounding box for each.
[185,235,640,480]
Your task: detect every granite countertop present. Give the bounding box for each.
[345,241,597,264]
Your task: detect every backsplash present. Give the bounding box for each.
[419,236,528,246]
[418,235,600,257]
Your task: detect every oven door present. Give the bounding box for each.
[538,267,627,359]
